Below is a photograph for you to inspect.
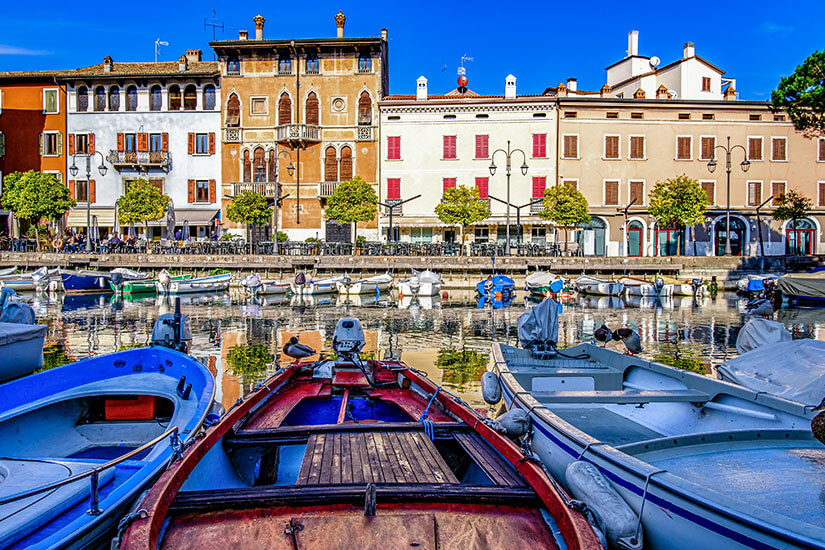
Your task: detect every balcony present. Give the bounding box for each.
[107,150,171,172]
[224,128,241,143]
[232,182,278,198]
[276,123,321,143]
[386,199,402,215]
[530,202,544,214]
[356,126,374,142]
[320,181,340,197]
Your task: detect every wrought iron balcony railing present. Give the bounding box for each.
[106,150,171,170]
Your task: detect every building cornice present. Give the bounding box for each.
[379,100,557,114]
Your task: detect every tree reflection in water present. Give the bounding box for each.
[437,347,488,393]
[226,344,274,386]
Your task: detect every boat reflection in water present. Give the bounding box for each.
[398,294,442,311]
[576,295,625,310]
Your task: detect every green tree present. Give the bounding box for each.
[647,175,708,256]
[325,176,377,251]
[770,50,825,137]
[116,178,171,237]
[434,185,489,254]
[539,183,590,254]
[773,189,813,255]
[2,171,76,246]
[226,191,272,243]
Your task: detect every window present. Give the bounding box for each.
[242,150,251,182]
[278,55,292,74]
[150,133,163,153]
[74,180,89,202]
[703,113,715,120]
[475,177,488,199]
[678,113,690,120]
[226,93,240,126]
[676,136,692,160]
[604,180,619,205]
[278,93,291,124]
[150,86,162,111]
[772,182,786,205]
[820,182,825,207]
[532,113,546,118]
[702,77,711,92]
[43,88,58,113]
[40,132,61,156]
[324,147,338,182]
[604,135,620,159]
[183,85,197,110]
[358,91,371,125]
[564,111,576,118]
[748,181,762,206]
[475,135,489,159]
[563,179,578,190]
[442,135,457,159]
[820,139,825,162]
[126,86,138,111]
[195,133,209,154]
[306,55,319,74]
[629,136,645,159]
[631,112,643,119]
[253,148,266,182]
[149,178,164,192]
[774,114,786,122]
[227,57,240,75]
[474,227,489,243]
[562,135,578,158]
[340,146,353,181]
[532,134,547,158]
[358,55,372,73]
[532,177,546,199]
[169,85,181,111]
[94,87,106,111]
[77,87,88,112]
[250,97,267,115]
[304,91,320,125]
[203,85,216,110]
[606,112,618,119]
[268,150,277,182]
[531,227,546,244]
[629,181,644,205]
[107,86,120,111]
[387,136,400,160]
[124,133,136,152]
[476,114,489,119]
[749,114,762,121]
[700,136,716,160]
[748,137,763,160]
[701,181,715,204]
[196,180,210,202]
[387,178,401,200]
[442,178,456,191]
[75,133,89,154]
[771,137,787,161]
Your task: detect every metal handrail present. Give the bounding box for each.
[0,426,179,514]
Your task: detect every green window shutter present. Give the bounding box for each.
[0,133,5,157]
[56,133,63,156]
[39,133,45,155]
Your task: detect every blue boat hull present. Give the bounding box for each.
[476,275,516,298]
[61,273,111,293]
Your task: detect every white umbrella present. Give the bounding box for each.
[164,199,176,240]
[91,215,100,242]
[182,220,190,241]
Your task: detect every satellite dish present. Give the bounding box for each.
[649,56,661,69]
[668,89,678,99]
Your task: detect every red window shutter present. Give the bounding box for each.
[88,133,95,155]
[532,177,546,198]
[67,134,75,155]
[387,178,401,200]
[443,136,456,159]
[138,133,148,152]
[475,177,488,199]
[117,133,124,152]
[208,133,215,155]
[532,134,546,158]
[387,136,400,160]
[188,133,195,155]
[442,178,456,191]
[68,180,75,198]
[188,180,195,203]
[161,133,169,152]
[209,179,216,203]
[89,180,96,203]
[475,135,489,159]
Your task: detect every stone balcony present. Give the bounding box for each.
[232,182,278,198]
[106,150,171,171]
[275,123,321,143]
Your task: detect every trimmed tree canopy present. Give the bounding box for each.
[648,175,708,228]
[773,189,813,224]
[771,50,825,137]
[116,179,170,225]
[538,183,590,227]
[434,185,490,232]
[226,191,272,226]
[325,176,377,224]
[2,170,75,223]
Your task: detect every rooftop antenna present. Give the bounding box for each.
[154,38,169,63]
[458,53,474,76]
[204,9,224,60]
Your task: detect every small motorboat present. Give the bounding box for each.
[619,276,674,297]
[476,273,516,299]
[0,266,53,292]
[120,317,602,550]
[0,266,17,277]
[59,269,114,293]
[776,269,825,306]
[122,274,192,295]
[240,273,291,296]
[336,272,393,295]
[0,289,47,383]
[291,274,345,295]
[736,273,782,294]
[398,269,443,296]
[658,275,703,297]
[0,311,215,549]
[157,271,231,295]
[525,271,565,296]
[573,275,624,296]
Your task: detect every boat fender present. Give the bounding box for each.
[565,460,642,550]
[487,409,530,439]
[481,372,502,405]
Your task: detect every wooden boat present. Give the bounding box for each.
[240,273,291,296]
[121,317,602,550]
[574,275,623,296]
[337,273,394,295]
[618,276,674,297]
[399,269,443,297]
[291,274,345,295]
[476,273,516,298]
[0,344,215,549]
[157,272,231,295]
[59,269,113,293]
[122,274,191,295]
[525,272,565,296]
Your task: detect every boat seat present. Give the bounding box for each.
[532,389,709,405]
[453,432,527,487]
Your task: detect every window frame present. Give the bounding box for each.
[628,180,645,206]
[195,133,210,155]
[203,85,216,111]
[195,180,210,203]
[43,88,59,114]
[305,55,320,75]
[442,177,457,192]
[358,56,373,73]
[475,176,489,199]
[474,134,489,159]
[561,134,579,159]
[699,135,716,161]
[42,131,60,157]
[75,133,89,155]
[249,96,268,116]
[771,181,787,206]
[771,136,788,162]
[442,135,457,160]
[386,177,401,200]
[124,133,137,153]
[628,135,646,160]
[149,86,163,111]
[747,136,764,161]
[747,180,763,206]
[700,180,716,205]
[74,179,89,203]
[386,136,401,160]
[819,181,825,207]
[125,86,138,112]
[531,133,547,159]
[701,77,711,92]
[603,179,620,206]
[531,176,547,199]
[562,179,579,191]
[603,134,620,160]
[227,58,241,76]
[675,135,693,161]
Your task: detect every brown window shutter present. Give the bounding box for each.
[324,147,338,182]
[340,147,353,181]
[820,182,825,206]
[208,133,215,154]
[630,137,643,159]
[188,133,195,155]
[68,180,75,198]
[279,94,292,125]
[117,133,124,152]
[702,182,714,204]
[772,182,785,205]
[138,133,149,152]
[677,137,690,159]
[90,180,96,203]
[88,133,95,155]
[162,133,169,152]
[773,139,786,160]
[701,137,714,160]
[630,181,643,204]
[209,179,216,203]
[605,181,619,204]
[67,134,75,155]
[188,180,195,203]
[564,135,577,158]
[306,92,319,125]
[820,140,825,162]
[748,138,762,160]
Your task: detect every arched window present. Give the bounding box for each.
[226,93,240,126]
[305,92,319,125]
[786,218,816,255]
[340,146,353,181]
[242,150,251,182]
[150,86,162,111]
[627,220,643,257]
[358,91,371,125]
[203,85,216,110]
[168,85,181,111]
[714,217,746,256]
[94,86,106,111]
[324,147,338,182]
[183,84,197,110]
[108,86,120,111]
[77,86,88,112]
[253,147,266,182]
[278,93,292,125]
[268,150,277,182]
[126,86,138,111]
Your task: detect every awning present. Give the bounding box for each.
[390,217,556,228]
[67,208,115,227]
[146,209,219,227]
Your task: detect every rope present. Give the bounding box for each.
[634,469,666,545]
[418,386,441,440]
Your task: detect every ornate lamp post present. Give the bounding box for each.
[271,150,294,253]
[69,151,107,253]
[489,140,528,255]
[707,136,749,255]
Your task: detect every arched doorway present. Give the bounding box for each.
[656,224,685,256]
[627,220,643,257]
[578,218,606,256]
[786,218,816,255]
[714,217,746,256]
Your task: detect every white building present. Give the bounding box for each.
[60,51,221,238]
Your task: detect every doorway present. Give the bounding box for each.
[786,218,816,255]
[627,221,643,257]
[714,217,745,256]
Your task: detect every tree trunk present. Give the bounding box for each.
[459,225,465,256]
[352,222,357,255]
[564,228,569,255]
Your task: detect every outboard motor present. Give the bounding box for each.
[332,317,366,359]
[151,298,192,353]
[690,278,704,297]
[294,272,306,293]
[654,276,664,294]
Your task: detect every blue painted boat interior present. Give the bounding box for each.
[281,396,412,426]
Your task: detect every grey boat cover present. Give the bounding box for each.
[718,339,825,406]
[416,270,443,284]
[0,322,47,345]
[241,273,262,288]
[518,298,560,347]
[525,272,557,287]
[777,271,825,299]
[735,318,791,354]
[111,267,150,281]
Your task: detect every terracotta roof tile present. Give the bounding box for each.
[59,61,219,78]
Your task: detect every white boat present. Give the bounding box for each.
[240,273,291,296]
[157,271,231,295]
[525,271,565,296]
[574,275,624,296]
[398,294,441,311]
[0,267,53,292]
[336,273,393,295]
[291,274,345,295]
[619,276,674,297]
[398,269,443,296]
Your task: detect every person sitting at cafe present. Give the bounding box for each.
[105,232,121,252]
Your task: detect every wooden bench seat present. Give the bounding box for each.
[532,389,710,405]
[453,432,526,487]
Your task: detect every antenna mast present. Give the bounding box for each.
[154,38,169,63]
[204,9,225,60]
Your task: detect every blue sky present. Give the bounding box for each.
[1,1,822,99]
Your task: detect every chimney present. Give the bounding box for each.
[633,88,646,99]
[254,14,265,40]
[335,10,346,38]
[416,76,428,100]
[628,30,639,57]
[178,55,188,72]
[683,42,695,58]
[103,55,113,73]
[724,87,736,101]
[381,28,388,42]
[656,85,669,99]
[566,78,577,92]
[238,30,248,40]
[601,84,611,98]
[185,49,202,63]
[505,74,517,99]
[557,82,567,98]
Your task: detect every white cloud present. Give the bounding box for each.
[0,44,52,56]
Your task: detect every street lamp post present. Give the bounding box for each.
[707,136,750,255]
[69,151,107,253]
[488,195,543,248]
[489,140,528,255]
[271,150,295,253]
[377,194,421,251]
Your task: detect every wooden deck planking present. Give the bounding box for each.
[295,432,318,485]
[454,432,526,487]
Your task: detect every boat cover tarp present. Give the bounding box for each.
[735,318,792,354]
[517,298,560,347]
[718,339,825,406]
[416,270,442,284]
[111,268,149,281]
[777,271,825,300]
[0,322,47,345]
[525,272,557,287]
[241,273,262,288]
